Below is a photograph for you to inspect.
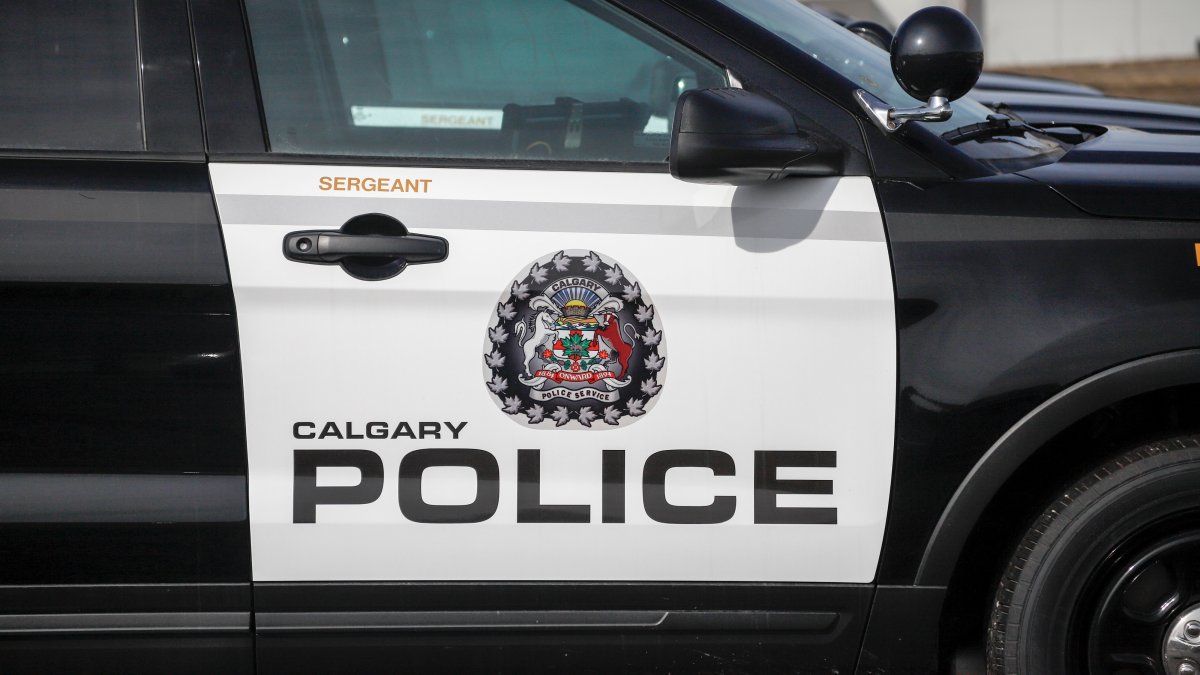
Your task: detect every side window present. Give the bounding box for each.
[245,0,727,163]
[0,0,143,151]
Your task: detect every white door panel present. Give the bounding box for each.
[211,164,896,583]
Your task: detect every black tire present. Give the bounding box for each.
[987,435,1200,674]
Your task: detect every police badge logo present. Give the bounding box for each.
[483,250,666,428]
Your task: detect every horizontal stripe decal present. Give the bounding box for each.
[0,583,250,614]
[0,162,228,284]
[0,474,247,523]
[214,195,883,242]
[0,612,249,634]
[209,164,878,211]
[256,610,838,632]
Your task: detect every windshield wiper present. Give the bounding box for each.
[942,114,1038,145]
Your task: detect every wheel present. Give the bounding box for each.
[987,435,1200,674]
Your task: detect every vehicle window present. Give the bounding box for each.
[0,0,143,151]
[245,0,727,162]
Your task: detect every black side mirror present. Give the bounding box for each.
[670,88,839,185]
[854,7,982,133]
[846,20,894,51]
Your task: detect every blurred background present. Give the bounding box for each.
[809,0,1200,105]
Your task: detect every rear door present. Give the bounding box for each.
[206,0,896,670]
[0,2,251,673]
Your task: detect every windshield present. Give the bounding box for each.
[713,0,996,134]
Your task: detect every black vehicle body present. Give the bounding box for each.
[2,0,1199,673]
[973,88,1200,135]
[971,71,1102,97]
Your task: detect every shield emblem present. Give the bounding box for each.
[483,249,667,428]
[552,320,600,373]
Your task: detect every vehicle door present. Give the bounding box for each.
[0,2,252,674]
[204,0,896,671]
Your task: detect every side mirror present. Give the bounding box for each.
[670,88,839,185]
[854,7,983,133]
[845,20,894,51]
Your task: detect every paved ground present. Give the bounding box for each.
[1002,57,1200,106]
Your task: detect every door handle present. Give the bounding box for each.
[283,213,448,281]
[283,230,447,264]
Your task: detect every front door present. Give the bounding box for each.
[210,0,896,667]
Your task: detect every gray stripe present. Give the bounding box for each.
[0,612,249,634]
[0,189,214,225]
[0,474,246,523]
[889,213,1200,242]
[215,195,885,243]
[256,610,838,632]
[0,187,227,285]
[257,610,667,631]
[0,219,229,285]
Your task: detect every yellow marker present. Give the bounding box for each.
[1195,243,1200,267]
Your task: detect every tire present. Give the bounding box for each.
[987,435,1200,674]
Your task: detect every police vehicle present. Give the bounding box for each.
[3,1,1200,674]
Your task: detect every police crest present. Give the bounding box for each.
[483,250,666,428]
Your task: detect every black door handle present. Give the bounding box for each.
[284,230,447,264]
[283,213,448,281]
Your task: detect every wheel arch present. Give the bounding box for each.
[916,349,1200,588]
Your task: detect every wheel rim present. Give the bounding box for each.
[1163,605,1200,675]
[1078,524,1200,674]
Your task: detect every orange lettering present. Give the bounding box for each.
[321,176,431,194]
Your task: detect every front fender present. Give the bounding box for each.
[915,349,1200,586]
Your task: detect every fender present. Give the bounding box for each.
[915,349,1200,586]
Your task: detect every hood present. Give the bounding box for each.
[1018,127,1200,222]
[974,72,1102,97]
[970,90,1200,135]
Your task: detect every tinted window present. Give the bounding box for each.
[246,0,726,162]
[0,0,143,151]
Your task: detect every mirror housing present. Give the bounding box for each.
[846,20,894,51]
[670,89,839,185]
[854,7,983,133]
